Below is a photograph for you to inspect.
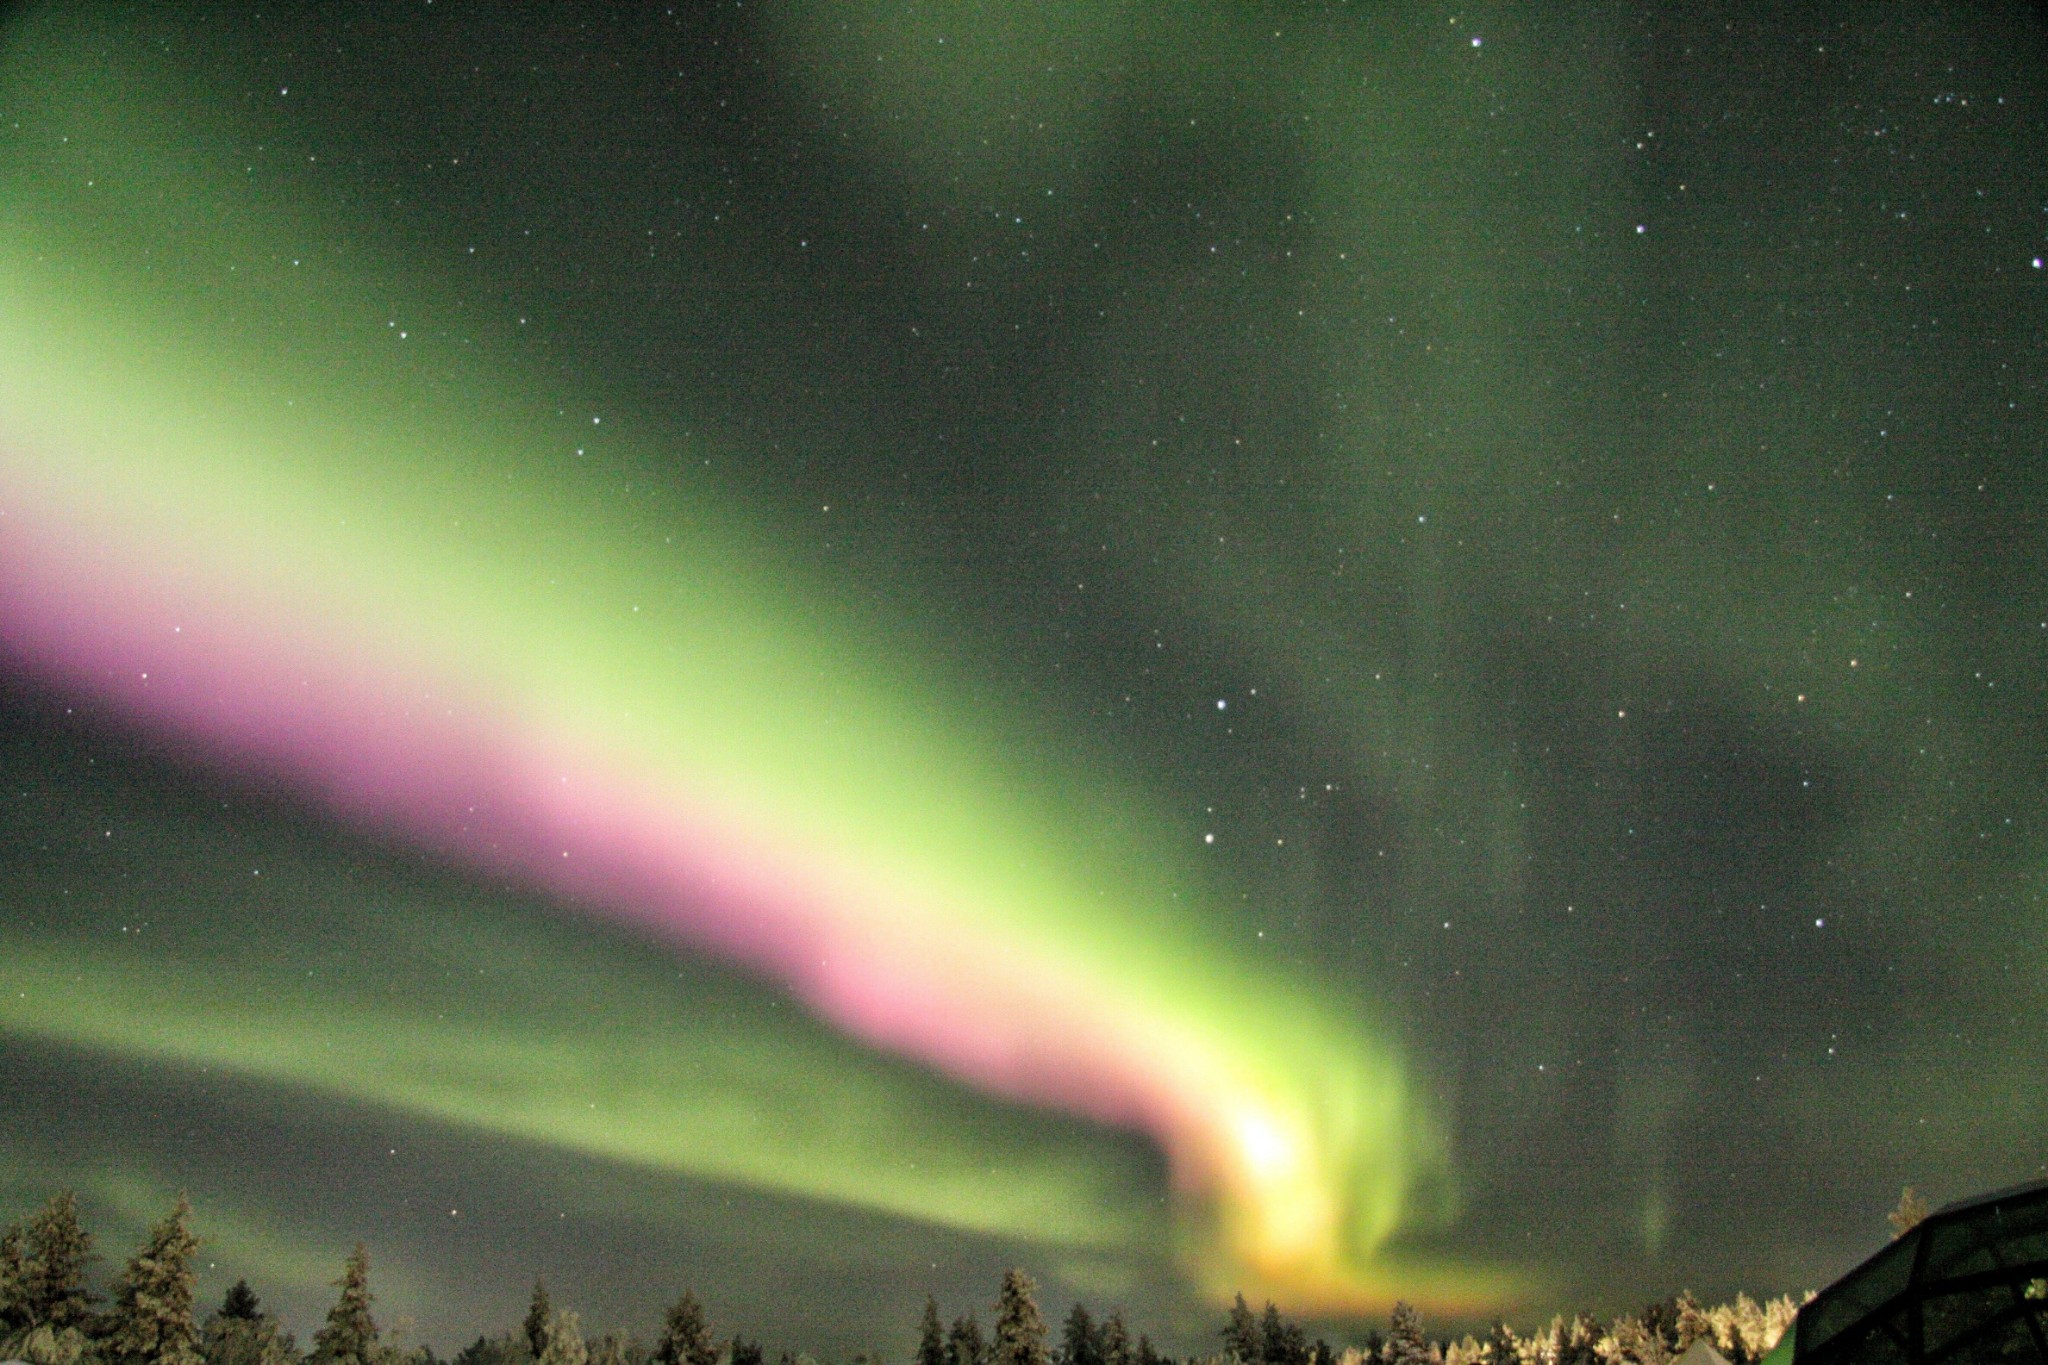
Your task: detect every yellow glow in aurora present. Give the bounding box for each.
[0,6,1520,1314]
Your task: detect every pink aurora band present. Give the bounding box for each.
[0,426,1468,1313]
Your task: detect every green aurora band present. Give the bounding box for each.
[4,0,2048,1339]
[0,1,1516,1318]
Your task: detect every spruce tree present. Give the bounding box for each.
[1889,1188,1930,1240]
[310,1245,378,1365]
[219,1284,262,1323]
[103,1196,204,1365]
[23,1191,97,1331]
[1386,1304,1430,1365]
[1652,1319,1681,1365]
[1258,1305,1305,1365]
[1729,1297,1768,1365]
[1060,1306,1099,1365]
[653,1292,717,1365]
[537,1310,586,1365]
[1556,1315,1600,1365]
[728,1340,761,1365]
[917,1300,947,1365]
[992,1272,1047,1365]
[1480,1323,1516,1365]
[526,1285,554,1362]
[1608,1317,1666,1365]
[1098,1315,1129,1365]
[1671,1296,1712,1354]
[202,1286,296,1365]
[1220,1297,1259,1365]
[0,1223,28,1334]
[1758,1299,1799,1361]
[949,1313,986,1365]
[1131,1338,1159,1365]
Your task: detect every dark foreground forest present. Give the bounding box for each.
[0,1194,1821,1365]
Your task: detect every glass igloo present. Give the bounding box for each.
[1774,1180,2048,1365]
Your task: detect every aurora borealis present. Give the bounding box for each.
[1,0,2046,1355]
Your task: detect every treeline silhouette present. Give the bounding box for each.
[0,1192,1806,1365]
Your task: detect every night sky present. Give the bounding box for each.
[1,0,2046,1357]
